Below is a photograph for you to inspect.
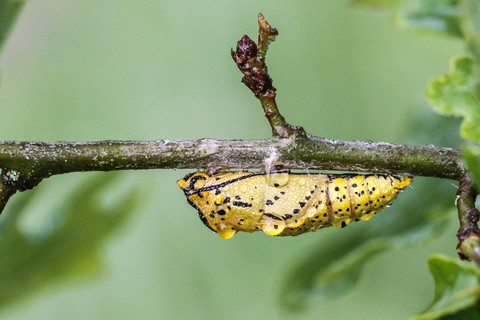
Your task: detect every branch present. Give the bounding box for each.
[0,138,463,190]
[456,175,480,266]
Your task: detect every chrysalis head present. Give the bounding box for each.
[177,172,209,195]
[177,172,216,233]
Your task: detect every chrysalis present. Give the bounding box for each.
[177,165,412,239]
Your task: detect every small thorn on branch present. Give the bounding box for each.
[231,13,305,138]
[456,175,480,266]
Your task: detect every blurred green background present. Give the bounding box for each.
[0,0,465,319]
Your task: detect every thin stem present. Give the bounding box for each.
[257,13,277,59]
[257,95,299,138]
[232,13,304,137]
[456,175,480,266]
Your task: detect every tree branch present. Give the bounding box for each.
[0,138,463,190]
[456,175,480,265]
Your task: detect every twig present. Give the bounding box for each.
[456,175,480,265]
[231,13,304,138]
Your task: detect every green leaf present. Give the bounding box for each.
[462,144,480,190]
[461,0,480,61]
[410,255,480,320]
[0,0,26,56]
[0,174,139,307]
[350,0,406,9]
[434,306,480,320]
[395,0,463,38]
[427,56,480,142]
[279,236,392,311]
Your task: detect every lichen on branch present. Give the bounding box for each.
[0,138,463,188]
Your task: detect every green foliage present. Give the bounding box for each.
[350,0,406,9]
[358,1,480,318]
[395,0,463,38]
[0,175,138,307]
[280,237,392,311]
[462,144,480,190]
[427,56,480,142]
[0,0,25,56]
[410,255,480,320]
[393,1,480,319]
[461,0,480,60]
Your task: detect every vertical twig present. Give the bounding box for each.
[456,175,480,266]
[231,13,305,138]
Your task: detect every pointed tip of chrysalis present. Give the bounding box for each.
[395,177,413,190]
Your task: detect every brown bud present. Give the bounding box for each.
[235,35,257,64]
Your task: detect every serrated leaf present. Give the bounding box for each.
[0,0,26,56]
[427,56,480,142]
[462,144,480,190]
[0,174,139,307]
[410,255,480,320]
[395,0,463,38]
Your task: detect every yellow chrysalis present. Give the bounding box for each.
[178,165,412,239]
